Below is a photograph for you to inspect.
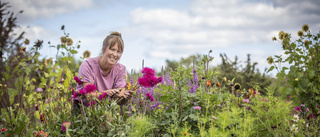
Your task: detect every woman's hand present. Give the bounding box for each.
[104,89,121,98]
[123,90,133,100]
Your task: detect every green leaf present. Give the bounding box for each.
[308,70,315,79]
[70,49,78,54]
[267,66,274,73]
[285,88,292,95]
[298,78,309,92]
[8,88,19,105]
[160,95,170,102]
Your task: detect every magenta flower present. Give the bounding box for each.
[295,107,302,112]
[99,92,108,101]
[74,76,82,85]
[243,99,250,103]
[307,114,316,120]
[146,92,154,101]
[62,121,71,132]
[84,84,97,93]
[193,106,201,110]
[78,89,86,95]
[88,101,96,106]
[138,67,162,88]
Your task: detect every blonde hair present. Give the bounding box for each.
[101,31,124,54]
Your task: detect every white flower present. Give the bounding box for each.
[292,114,299,122]
[290,124,299,133]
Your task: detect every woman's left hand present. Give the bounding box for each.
[123,90,133,100]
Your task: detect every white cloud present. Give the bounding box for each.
[3,0,94,21]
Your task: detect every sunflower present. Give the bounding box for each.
[60,36,67,44]
[44,58,53,66]
[278,31,285,40]
[272,36,277,41]
[267,56,274,64]
[302,24,309,32]
[304,40,309,46]
[20,47,26,53]
[67,38,73,46]
[24,38,30,45]
[83,50,91,59]
[297,30,304,37]
[34,40,43,48]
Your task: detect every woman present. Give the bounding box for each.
[76,31,133,106]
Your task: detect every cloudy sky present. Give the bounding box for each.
[4,0,320,76]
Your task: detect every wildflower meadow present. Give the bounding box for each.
[0,2,320,136]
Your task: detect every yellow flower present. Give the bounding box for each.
[67,38,73,46]
[295,78,298,81]
[302,24,309,32]
[267,56,274,64]
[24,38,30,45]
[0,84,2,87]
[4,84,7,88]
[60,36,67,44]
[20,47,26,53]
[44,58,53,66]
[278,31,285,40]
[297,30,304,37]
[83,50,91,59]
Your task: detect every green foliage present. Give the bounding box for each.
[269,24,320,117]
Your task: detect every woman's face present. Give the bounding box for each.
[102,43,122,67]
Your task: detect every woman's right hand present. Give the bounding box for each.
[105,89,121,98]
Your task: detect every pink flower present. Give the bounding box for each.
[78,89,86,95]
[243,99,250,103]
[36,87,43,92]
[84,84,96,93]
[141,67,155,76]
[146,92,154,101]
[212,116,217,119]
[99,92,108,101]
[138,68,162,88]
[307,114,316,120]
[193,106,201,110]
[74,76,82,85]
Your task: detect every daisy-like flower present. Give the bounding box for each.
[193,106,201,110]
[83,50,91,58]
[67,38,73,46]
[278,31,285,40]
[44,58,53,66]
[302,24,309,32]
[292,114,299,122]
[60,36,67,44]
[62,121,71,132]
[35,131,47,137]
[267,56,274,64]
[20,47,26,53]
[272,36,277,41]
[290,124,299,133]
[24,38,30,45]
[297,30,304,37]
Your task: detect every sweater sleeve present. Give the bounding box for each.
[113,65,127,89]
[78,60,95,84]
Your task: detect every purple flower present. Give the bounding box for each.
[188,68,199,93]
[74,76,82,85]
[151,103,160,109]
[287,95,291,98]
[59,78,64,84]
[193,106,201,110]
[36,87,43,92]
[84,84,96,93]
[243,99,250,103]
[295,107,301,112]
[146,92,154,101]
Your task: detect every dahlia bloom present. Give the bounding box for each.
[146,92,154,101]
